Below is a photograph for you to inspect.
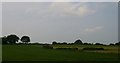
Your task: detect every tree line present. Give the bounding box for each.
[52,40,120,46]
[1,34,30,44]
[1,34,120,45]
[52,39,83,45]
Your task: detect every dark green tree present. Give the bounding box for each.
[21,36,30,44]
[62,42,67,45]
[74,39,83,44]
[109,43,115,46]
[95,43,103,45]
[52,41,57,45]
[115,42,120,45]
[2,36,8,44]
[6,34,19,44]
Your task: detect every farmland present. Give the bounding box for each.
[2,44,119,62]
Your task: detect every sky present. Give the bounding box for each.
[0,2,2,37]
[0,0,119,2]
[1,2,118,44]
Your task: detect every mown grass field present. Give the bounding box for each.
[2,45,119,61]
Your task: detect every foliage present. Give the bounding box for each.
[1,34,120,46]
[52,41,57,45]
[115,42,120,45]
[6,34,19,44]
[109,43,115,46]
[74,39,83,44]
[2,36,8,44]
[95,43,103,45]
[52,41,67,45]
[21,36,30,44]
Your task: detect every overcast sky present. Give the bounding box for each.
[0,2,2,37]
[1,0,119,2]
[2,2,118,44]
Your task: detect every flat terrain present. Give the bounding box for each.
[2,45,119,61]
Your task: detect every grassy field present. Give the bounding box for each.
[2,45,119,61]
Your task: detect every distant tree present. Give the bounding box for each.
[95,43,103,45]
[74,39,83,44]
[6,34,19,44]
[52,41,57,45]
[21,36,30,44]
[83,43,89,45]
[62,42,67,45]
[95,43,100,45]
[115,42,120,45]
[109,43,115,46]
[2,36,8,44]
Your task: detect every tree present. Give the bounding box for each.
[109,43,115,46]
[83,43,89,45]
[74,39,83,44]
[2,36,8,44]
[115,42,120,45]
[21,36,30,44]
[6,34,19,44]
[95,43,103,45]
[62,42,67,45]
[52,41,57,45]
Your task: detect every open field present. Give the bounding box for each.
[52,45,119,53]
[2,45,119,61]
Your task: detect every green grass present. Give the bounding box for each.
[2,45,119,61]
[52,45,118,53]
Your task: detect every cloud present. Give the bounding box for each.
[2,0,119,2]
[0,3,2,36]
[23,3,96,18]
[51,0,74,2]
[84,26,104,33]
[49,2,96,17]
[23,2,108,19]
